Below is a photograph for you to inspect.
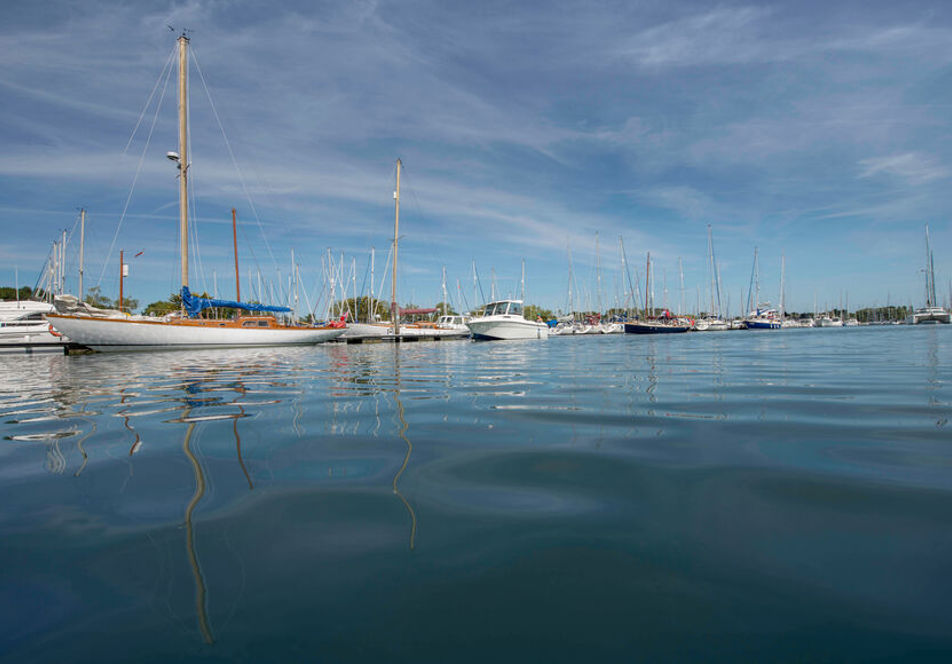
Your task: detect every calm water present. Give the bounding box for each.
[1,327,951,662]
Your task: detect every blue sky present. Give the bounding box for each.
[2,0,951,315]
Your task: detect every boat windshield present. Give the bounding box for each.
[508,302,522,316]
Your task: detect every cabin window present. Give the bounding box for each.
[242,321,257,327]
[509,302,522,316]
[258,321,270,327]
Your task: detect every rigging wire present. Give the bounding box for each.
[190,48,278,278]
[123,47,177,155]
[96,45,176,288]
[185,66,211,298]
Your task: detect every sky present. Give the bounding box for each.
[2,0,951,316]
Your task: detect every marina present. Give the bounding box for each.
[2,3,952,661]
[2,325,951,662]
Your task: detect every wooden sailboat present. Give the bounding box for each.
[624,252,691,334]
[48,34,345,351]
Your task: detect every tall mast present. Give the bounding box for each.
[594,232,601,314]
[521,259,526,303]
[177,34,190,291]
[119,249,125,313]
[370,247,375,322]
[442,265,448,315]
[754,247,760,310]
[232,209,240,302]
[60,229,67,295]
[707,225,715,316]
[710,226,722,318]
[391,159,401,335]
[925,225,935,307]
[78,208,85,299]
[645,252,650,317]
[780,253,786,320]
[678,256,684,316]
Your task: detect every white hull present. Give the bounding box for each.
[0,324,66,345]
[695,318,728,331]
[340,322,391,338]
[48,315,344,351]
[399,325,468,338]
[467,317,549,340]
[912,307,951,325]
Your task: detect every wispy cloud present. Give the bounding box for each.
[858,152,949,184]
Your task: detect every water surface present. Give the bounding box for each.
[2,327,951,662]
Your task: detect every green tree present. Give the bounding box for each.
[84,286,113,308]
[433,301,457,316]
[0,286,34,300]
[330,296,392,322]
[524,304,553,321]
[144,292,182,317]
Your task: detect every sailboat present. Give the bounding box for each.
[695,225,728,331]
[911,225,951,325]
[742,248,780,330]
[48,34,345,351]
[624,252,691,334]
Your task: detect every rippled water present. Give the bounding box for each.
[1,327,951,662]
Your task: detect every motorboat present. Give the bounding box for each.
[466,300,549,340]
[0,300,70,350]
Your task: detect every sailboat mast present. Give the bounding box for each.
[232,208,240,302]
[645,252,650,317]
[595,232,601,315]
[925,225,936,307]
[78,208,85,299]
[391,159,401,335]
[177,34,190,291]
[521,259,526,303]
[442,265,448,315]
[707,225,715,315]
[678,256,684,317]
[60,229,67,295]
[780,253,786,320]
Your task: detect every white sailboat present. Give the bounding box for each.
[48,34,344,351]
[696,225,728,331]
[911,225,951,325]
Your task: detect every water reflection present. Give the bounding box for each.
[1,332,950,659]
[391,346,417,551]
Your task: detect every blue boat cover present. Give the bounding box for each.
[181,286,292,318]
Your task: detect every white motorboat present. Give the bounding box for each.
[815,314,843,328]
[436,314,472,330]
[47,35,344,351]
[695,317,729,331]
[466,300,549,340]
[0,300,69,350]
